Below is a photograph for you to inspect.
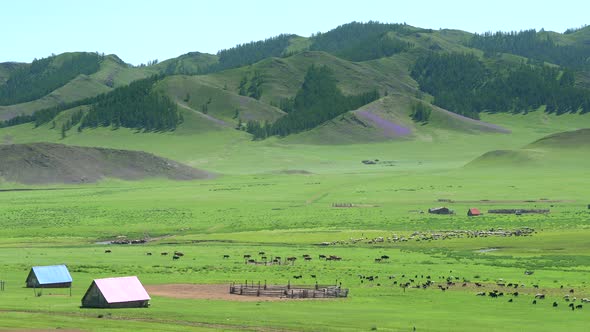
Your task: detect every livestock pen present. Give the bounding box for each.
[229,281,348,299]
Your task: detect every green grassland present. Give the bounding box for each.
[1,109,590,331]
[0,166,589,331]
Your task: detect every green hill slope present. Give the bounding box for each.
[528,128,590,149]
[154,52,218,75]
[156,75,284,125]
[201,51,418,105]
[285,94,510,144]
[467,128,590,169]
[0,54,156,120]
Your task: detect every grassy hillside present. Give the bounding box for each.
[156,75,285,124]
[201,51,419,107]
[528,128,590,149]
[154,51,218,75]
[467,126,590,169]
[282,94,510,145]
[0,54,156,120]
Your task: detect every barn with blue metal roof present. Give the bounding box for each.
[26,265,72,288]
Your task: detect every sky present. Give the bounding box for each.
[1,0,588,65]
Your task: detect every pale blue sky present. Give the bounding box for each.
[1,0,588,65]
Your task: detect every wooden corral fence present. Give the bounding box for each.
[488,209,550,215]
[229,281,348,299]
[332,203,354,208]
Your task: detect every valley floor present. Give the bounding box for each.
[0,166,589,331]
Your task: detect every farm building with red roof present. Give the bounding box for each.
[81,276,150,308]
[468,208,481,216]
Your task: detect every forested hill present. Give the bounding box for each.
[0,52,103,105]
[1,21,590,140]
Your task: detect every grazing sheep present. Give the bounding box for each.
[223,254,230,259]
[161,252,168,256]
[553,302,558,307]
[104,249,112,253]
[576,304,583,309]
[172,255,180,260]
[146,252,152,256]
[534,294,545,299]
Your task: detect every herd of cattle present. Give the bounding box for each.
[355,270,587,311]
[105,249,185,260]
[227,252,345,265]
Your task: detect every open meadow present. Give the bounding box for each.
[1,109,590,331]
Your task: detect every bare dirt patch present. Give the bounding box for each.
[0,143,214,184]
[145,284,332,302]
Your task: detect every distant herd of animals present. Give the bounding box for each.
[221,252,343,266]
[355,269,588,311]
[317,228,535,246]
[105,249,184,260]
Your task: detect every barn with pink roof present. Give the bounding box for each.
[81,276,150,308]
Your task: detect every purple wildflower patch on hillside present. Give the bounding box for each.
[356,111,412,137]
